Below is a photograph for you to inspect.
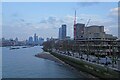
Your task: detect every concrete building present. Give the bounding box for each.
[84,25,105,40]
[84,25,117,40]
[105,34,117,40]
[75,23,85,40]
[74,24,117,40]
[59,24,67,40]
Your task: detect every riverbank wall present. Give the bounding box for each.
[43,49,120,79]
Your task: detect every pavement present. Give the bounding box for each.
[53,49,119,71]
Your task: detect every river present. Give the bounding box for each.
[2,46,84,78]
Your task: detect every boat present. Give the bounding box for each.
[9,47,20,50]
[22,46,27,48]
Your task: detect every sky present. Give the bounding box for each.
[2,2,119,40]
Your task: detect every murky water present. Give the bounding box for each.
[2,46,84,78]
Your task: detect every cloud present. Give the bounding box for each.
[20,18,25,22]
[37,13,118,37]
[4,11,118,40]
[99,7,119,36]
[26,23,32,26]
[104,27,110,32]
[39,19,47,23]
[11,13,19,17]
[38,16,65,29]
[48,17,57,23]
[77,2,100,7]
[109,7,120,19]
[106,7,118,24]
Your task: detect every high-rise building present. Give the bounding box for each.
[34,33,39,44]
[62,24,66,39]
[36,36,38,43]
[59,24,67,40]
[15,37,18,42]
[118,25,120,40]
[74,23,85,40]
[59,27,62,39]
[34,33,37,43]
[28,36,33,44]
[39,37,44,45]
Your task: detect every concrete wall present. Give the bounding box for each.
[50,51,119,78]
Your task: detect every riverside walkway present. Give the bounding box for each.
[52,49,120,72]
[50,49,120,78]
[35,52,98,78]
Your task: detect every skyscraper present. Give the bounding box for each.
[118,24,120,40]
[28,36,33,44]
[15,37,18,42]
[39,37,44,45]
[59,27,62,39]
[36,36,38,43]
[62,24,66,39]
[59,24,67,40]
[34,33,39,44]
[34,33,37,43]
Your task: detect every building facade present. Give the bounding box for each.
[34,33,39,44]
[59,27,62,40]
[39,37,44,45]
[59,24,67,40]
[34,33,37,42]
[75,23,85,40]
[84,25,105,40]
[74,24,117,40]
[28,36,33,44]
[118,25,120,40]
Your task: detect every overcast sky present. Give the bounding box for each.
[2,2,118,40]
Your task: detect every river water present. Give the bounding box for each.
[2,46,84,78]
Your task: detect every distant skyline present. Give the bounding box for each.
[2,2,118,40]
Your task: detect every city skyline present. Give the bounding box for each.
[2,2,118,40]
[1,33,44,41]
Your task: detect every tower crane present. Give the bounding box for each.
[86,19,91,27]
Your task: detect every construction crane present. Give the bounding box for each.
[74,10,76,40]
[85,19,91,27]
